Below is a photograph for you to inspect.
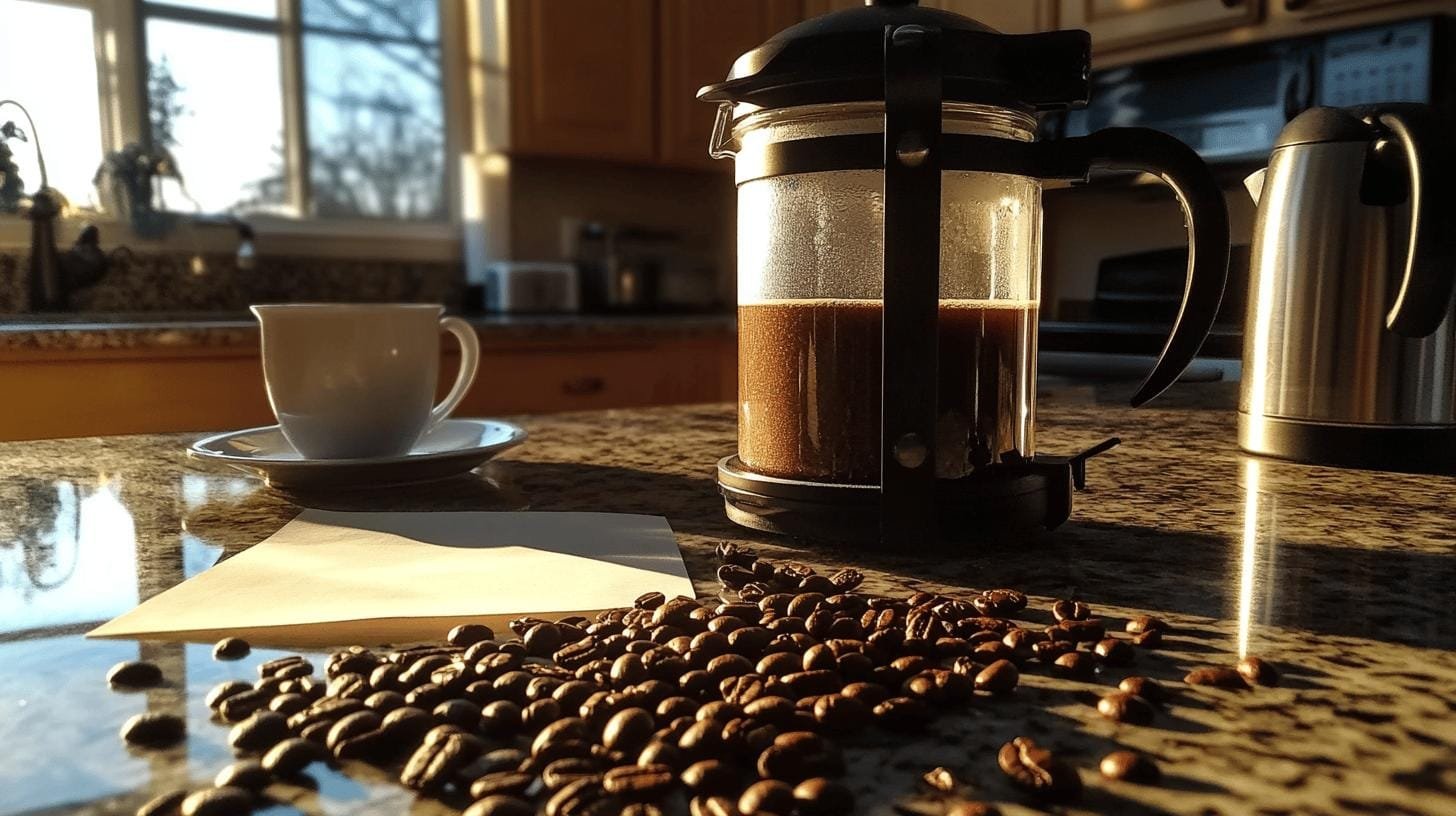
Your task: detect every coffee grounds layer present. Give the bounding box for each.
[738,298,1037,484]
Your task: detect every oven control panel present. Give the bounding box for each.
[1320,19,1434,107]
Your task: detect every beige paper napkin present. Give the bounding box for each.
[89,510,694,647]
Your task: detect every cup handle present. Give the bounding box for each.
[429,316,481,430]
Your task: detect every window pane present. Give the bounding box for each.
[304,34,445,219]
[302,0,438,42]
[145,19,292,215]
[0,0,105,211]
[147,0,277,18]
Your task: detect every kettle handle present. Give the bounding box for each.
[1374,105,1456,337]
[1039,128,1231,406]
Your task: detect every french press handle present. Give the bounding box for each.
[1366,104,1456,337]
[1032,128,1231,406]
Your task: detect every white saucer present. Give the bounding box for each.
[187,419,528,490]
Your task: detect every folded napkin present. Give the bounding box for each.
[89,510,694,647]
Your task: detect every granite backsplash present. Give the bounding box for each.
[0,251,465,314]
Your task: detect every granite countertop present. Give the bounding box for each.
[2,381,1453,815]
[0,312,736,353]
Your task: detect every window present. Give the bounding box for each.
[141,0,448,220]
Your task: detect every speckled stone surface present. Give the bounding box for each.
[0,312,736,353]
[1,381,1453,815]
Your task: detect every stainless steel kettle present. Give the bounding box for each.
[1240,104,1456,473]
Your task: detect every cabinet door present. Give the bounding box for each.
[801,0,859,17]
[658,0,802,170]
[509,0,656,163]
[1058,0,1261,53]
[1278,0,1412,16]
[922,0,1057,33]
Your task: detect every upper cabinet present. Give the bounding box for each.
[658,0,802,171]
[1057,0,1262,53]
[508,0,657,163]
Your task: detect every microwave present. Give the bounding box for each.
[1049,16,1451,164]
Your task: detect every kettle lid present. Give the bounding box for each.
[697,0,1090,113]
[1275,107,1377,149]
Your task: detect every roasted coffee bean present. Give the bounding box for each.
[1094,638,1135,666]
[827,568,863,591]
[108,660,164,689]
[812,694,870,734]
[601,707,655,753]
[518,697,561,732]
[635,591,669,611]
[179,787,252,816]
[262,736,326,776]
[716,542,757,567]
[472,770,537,799]
[681,759,738,796]
[545,776,618,816]
[974,659,1020,694]
[1185,666,1250,689]
[1133,629,1163,648]
[325,710,381,751]
[780,670,840,698]
[921,765,961,793]
[543,757,605,791]
[1125,615,1168,634]
[1118,676,1167,704]
[211,637,251,661]
[228,710,288,752]
[205,680,252,710]
[362,689,405,712]
[721,674,768,706]
[213,759,270,791]
[258,656,310,679]
[757,732,843,783]
[402,731,479,791]
[793,777,854,816]
[973,589,1026,617]
[120,711,185,748]
[447,623,494,646]
[136,789,187,816]
[1051,600,1091,622]
[738,583,770,603]
[299,721,332,745]
[603,763,675,799]
[264,693,305,716]
[1056,619,1106,643]
[463,795,536,816]
[677,719,725,761]
[428,698,478,729]
[1100,749,1160,783]
[756,652,801,677]
[1236,656,1280,687]
[379,705,431,741]
[1031,639,1075,662]
[522,623,564,658]
[997,737,1080,802]
[839,681,890,708]
[638,740,687,772]
[738,779,796,815]
[690,796,739,816]
[325,647,376,678]
[325,672,369,700]
[718,564,755,590]
[695,700,742,723]
[403,682,448,710]
[1097,691,1155,725]
[476,699,520,738]
[873,695,931,731]
[287,697,364,732]
[1051,651,1098,681]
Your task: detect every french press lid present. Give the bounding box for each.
[698,0,1091,112]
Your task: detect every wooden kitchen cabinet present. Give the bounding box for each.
[0,328,736,442]
[1057,0,1262,53]
[657,0,803,171]
[1277,0,1413,17]
[508,0,657,163]
[921,0,1057,33]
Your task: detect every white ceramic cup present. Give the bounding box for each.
[251,303,481,460]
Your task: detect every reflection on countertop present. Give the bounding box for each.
[1,381,1453,815]
[0,311,736,353]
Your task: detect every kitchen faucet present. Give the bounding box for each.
[27,188,110,311]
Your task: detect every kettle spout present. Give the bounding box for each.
[1244,168,1267,204]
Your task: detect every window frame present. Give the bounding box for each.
[2,0,469,260]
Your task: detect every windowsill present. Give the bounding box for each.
[0,213,463,263]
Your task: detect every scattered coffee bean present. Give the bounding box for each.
[1100,749,1161,783]
[1185,666,1250,689]
[739,779,797,815]
[945,802,1001,816]
[229,710,290,753]
[204,680,252,711]
[1118,676,1167,704]
[793,777,854,816]
[1236,656,1280,687]
[873,696,931,731]
[471,770,537,799]
[974,659,1019,694]
[997,737,1080,802]
[402,730,479,792]
[263,737,326,776]
[179,787,252,816]
[1051,651,1097,680]
[325,710,381,752]
[463,795,535,816]
[681,759,738,796]
[1097,691,1155,725]
[136,789,186,816]
[448,623,495,646]
[120,712,185,748]
[214,759,271,791]
[603,763,675,798]
[212,638,250,661]
[921,765,961,793]
[1125,615,1168,635]
[1132,629,1163,648]
[107,660,164,689]
[1051,600,1090,622]
[1094,638,1135,666]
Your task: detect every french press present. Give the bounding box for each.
[704,0,1230,545]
